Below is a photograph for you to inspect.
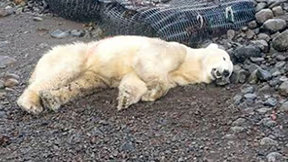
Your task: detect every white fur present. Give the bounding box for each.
[17,36,233,114]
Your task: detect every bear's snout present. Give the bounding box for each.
[222,70,230,77]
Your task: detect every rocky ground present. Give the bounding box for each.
[0,0,288,161]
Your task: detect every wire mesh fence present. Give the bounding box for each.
[45,0,255,46]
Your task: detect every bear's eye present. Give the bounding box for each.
[223,57,226,61]
[212,68,216,71]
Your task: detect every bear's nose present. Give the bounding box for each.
[223,70,230,77]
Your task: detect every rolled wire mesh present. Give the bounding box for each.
[45,0,255,46]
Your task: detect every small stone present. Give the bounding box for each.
[279,76,288,82]
[260,137,278,146]
[255,9,274,24]
[33,17,43,21]
[230,69,248,84]
[260,117,277,127]
[227,30,235,40]
[272,30,288,52]
[244,93,257,100]
[248,20,258,29]
[4,78,19,88]
[275,61,286,69]
[241,85,255,94]
[275,54,286,61]
[0,80,4,89]
[252,40,269,52]
[0,9,12,18]
[279,101,288,112]
[248,70,259,84]
[233,94,243,105]
[98,120,109,125]
[5,73,20,80]
[0,135,11,147]
[50,29,70,39]
[257,107,272,114]
[232,118,247,126]
[272,70,281,77]
[246,29,255,39]
[250,57,265,63]
[223,133,236,140]
[253,28,260,35]
[230,126,245,133]
[272,6,284,16]
[0,92,6,99]
[70,29,85,37]
[257,68,272,81]
[255,2,267,12]
[120,141,134,152]
[0,111,6,118]
[0,55,16,68]
[242,26,248,31]
[268,0,285,8]
[266,152,283,162]
[246,63,261,73]
[259,84,273,93]
[279,81,288,96]
[263,19,287,33]
[257,33,271,42]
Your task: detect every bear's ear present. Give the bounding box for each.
[206,43,219,49]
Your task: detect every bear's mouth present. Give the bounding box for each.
[210,69,231,85]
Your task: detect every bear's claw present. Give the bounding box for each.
[117,89,133,111]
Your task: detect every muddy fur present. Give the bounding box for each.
[17,35,233,114]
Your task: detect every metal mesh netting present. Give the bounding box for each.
[45,0,255,46]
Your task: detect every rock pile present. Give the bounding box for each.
[218,1,288,161]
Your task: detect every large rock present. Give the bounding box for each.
[232,45,262,63]
[255,9,274,24]
[272,30,288,51]
[263,19,287,33]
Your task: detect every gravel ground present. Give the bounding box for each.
[0,0,288,161]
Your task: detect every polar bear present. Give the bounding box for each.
[17,36,233,114]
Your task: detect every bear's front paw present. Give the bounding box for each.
[17,96,43,115]
[39,90,62,112]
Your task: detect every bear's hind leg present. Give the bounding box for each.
[40,71,107,111]
[17,72,81,114]
[117,73,147,111]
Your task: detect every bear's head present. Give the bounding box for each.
[201,44,233,82]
